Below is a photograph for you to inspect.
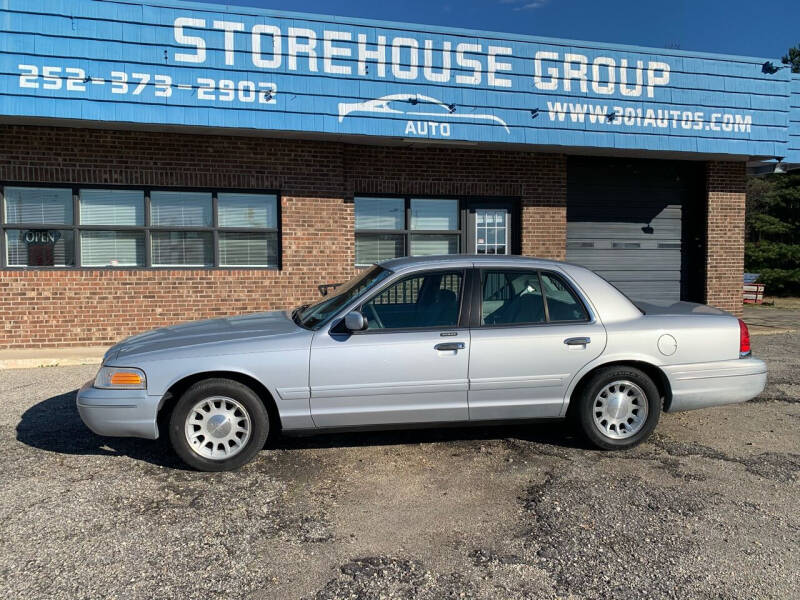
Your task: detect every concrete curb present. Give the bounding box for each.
[0,348,105,370]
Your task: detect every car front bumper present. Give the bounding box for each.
[76,380,160,439]
[663,357,767,412]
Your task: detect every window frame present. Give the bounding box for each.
[470,267,593,329]
[347,267,471,334]
[353,195,520,267]
[0,183,282,270]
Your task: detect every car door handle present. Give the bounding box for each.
[564,337,591,346]
[435,342,465,351]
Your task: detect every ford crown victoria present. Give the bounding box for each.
[77,256,767,471]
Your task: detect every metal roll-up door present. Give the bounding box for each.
[566,157,704,304]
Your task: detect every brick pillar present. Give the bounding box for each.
[520,154,567,260]
[705,161,746,315]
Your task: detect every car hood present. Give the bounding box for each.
[107,310,307,362]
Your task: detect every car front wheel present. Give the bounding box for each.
[575,366,661,450]
[169,378,269,471]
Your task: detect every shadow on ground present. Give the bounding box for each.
[15,389,187,469]
[16,388,590,469]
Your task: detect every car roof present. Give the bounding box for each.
[377,254,574,272]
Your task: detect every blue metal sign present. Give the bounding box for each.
[0,0,795,159]
[789,75,800,164]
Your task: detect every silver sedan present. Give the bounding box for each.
[77,256,767,471]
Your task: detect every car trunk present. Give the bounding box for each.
[633,300,729,317]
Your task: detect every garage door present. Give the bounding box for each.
[566,157,704,304]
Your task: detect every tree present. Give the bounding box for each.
[746,45,800,295]
[782,45,800,73]
[745,172,800,295]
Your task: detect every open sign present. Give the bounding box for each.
[23,230,61,245]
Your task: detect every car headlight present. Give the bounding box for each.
[93,366,147,390]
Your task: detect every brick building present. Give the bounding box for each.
[1,0,798,349]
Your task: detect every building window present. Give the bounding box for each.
[79,189,146,267]
[354,196,462,266]
[81,231,146,267]
[217,193,279,267]
[5,187,73,224]
[0,185,280,268]
[6,228,76,267]
[150,191,214,267]
[3,187,76,267]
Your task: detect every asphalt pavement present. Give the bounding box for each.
[0,332,798,600]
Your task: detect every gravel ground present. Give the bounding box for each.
[1,333,798,600]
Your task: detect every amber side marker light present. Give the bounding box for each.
[110,372,144,386]
[94,366,147,390]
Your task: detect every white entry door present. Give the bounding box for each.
[467,202,513,255]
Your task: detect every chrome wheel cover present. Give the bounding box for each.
[592,380,648,440]
[185,396,252,460]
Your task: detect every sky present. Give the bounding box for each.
[187,0,799,60]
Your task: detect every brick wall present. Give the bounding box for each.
[705,161,747,316]
[342,144,567,260]
[0,124,566,349]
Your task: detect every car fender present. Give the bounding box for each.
[559,350,668,417]
[130,347,314,430]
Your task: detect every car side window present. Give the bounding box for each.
[361,270,463,330]
[540,272,588,322]
[481,270,546,325]
[480,269,588,326]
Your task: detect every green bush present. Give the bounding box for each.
[745,172,799,296]
[745,241,800,269]
[752,268,800,296]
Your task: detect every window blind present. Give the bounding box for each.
[151,231,213,266]
[410,199,459,230]
[355,234,404,265]
[4,187,73,225]
[218,194,277,228]
[409,234,459,256]
[5,229,75,266]
[355,197,404,230]
[80,231,145,266]
[219,232,278,267]
[79,189,144,226]
[150,191,212,227]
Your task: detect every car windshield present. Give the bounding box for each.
[294,266,393,330]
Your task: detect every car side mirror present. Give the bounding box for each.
[344,311,368,332]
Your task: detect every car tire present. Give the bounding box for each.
[169,378,269,471]
[575,366,661,450]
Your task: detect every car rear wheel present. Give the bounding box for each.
[169,378,269,471]
[575,366,661,450]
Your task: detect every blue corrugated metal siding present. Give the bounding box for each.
[787,75,800,163]
[0,0,792,158]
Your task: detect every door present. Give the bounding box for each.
[309,269,470,428]
[466,201,515,255]
[467,268,606,420]
[566,157,705,303]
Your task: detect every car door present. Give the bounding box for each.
[467,267,606,420]
[309,268,470,428]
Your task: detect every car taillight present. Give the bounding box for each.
[738,319,751,357]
